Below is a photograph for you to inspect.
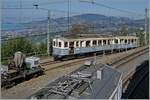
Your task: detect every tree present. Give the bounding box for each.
[1,37,35,59]
[136,31,145,46]
[1,37,48,65]
[37,42,47,54]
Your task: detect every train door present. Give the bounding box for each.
[69,42,74,54]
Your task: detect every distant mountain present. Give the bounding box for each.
[2,14,145,37]
[28,14,133,26]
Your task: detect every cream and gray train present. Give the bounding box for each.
[52,35,139,60]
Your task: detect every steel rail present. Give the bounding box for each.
[39,47,148,72]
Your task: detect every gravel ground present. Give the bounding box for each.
[1,46,148,99]
[117,52,148,80]
[1,64,82,99]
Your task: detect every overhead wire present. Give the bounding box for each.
[2,0,144,16]
[1,0,146,58]
[34,0,67,6]
[91,1,144,17]
[2,1,145,37]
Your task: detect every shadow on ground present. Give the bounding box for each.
[122,60,149,99]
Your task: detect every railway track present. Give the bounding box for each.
[122,60,148,86]
[106,47,149,99]
[40,46,141,67]
[3,47,148,90]
[111,47,148,67]
[39,51,114,67]
[2,46,148,99]
[109,46,148,84]
[40,61,60,66]
[38,46,148,95]
[40,46,148,73]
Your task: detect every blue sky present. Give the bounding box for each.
[2,0,149,23]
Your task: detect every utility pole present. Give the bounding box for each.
[148,8,150,45]
[33,5,51,56]
[145,8,148,45]
[47,10,51,56]
[94,53,97,64]
[68,0,71,33]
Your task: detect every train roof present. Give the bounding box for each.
[53,34,138,41]
[29,62,122,99]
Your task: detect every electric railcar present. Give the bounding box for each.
[52,35,138,60]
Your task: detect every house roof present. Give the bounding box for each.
[53,34,138,41]
[29,63,122,99]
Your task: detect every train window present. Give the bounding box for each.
[69,42,74,47]
[128,39,130,44]
[80,41,83,47]
[103,40,106,45]
[64,42,68,47]
[76,41,79,47]
[59,42,61,47]
[131,39,134,43]
[130,39,134,43]
[86,41,90,47]
[98,40,102,45]
[108,40,110,45]
[53,41,55,46]
[120,39,123,44]
[93,40,97,46]
[134,39,136,43]
[114,39,118,44]
[125,39,127,43]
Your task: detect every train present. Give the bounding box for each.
[1,52,44,88]
[52,34,139,60]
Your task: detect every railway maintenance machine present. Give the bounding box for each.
[1,51,44,88]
